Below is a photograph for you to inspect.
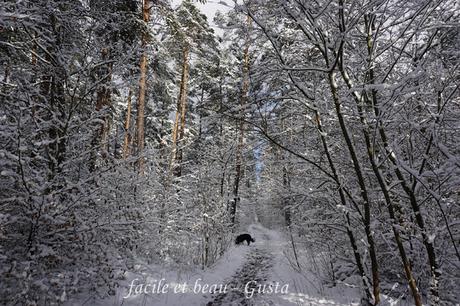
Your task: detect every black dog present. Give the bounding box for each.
[235,233,255,246]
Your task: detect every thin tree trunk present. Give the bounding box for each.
[230,118,244,226]
[376,110,441,304]
[409,90,459,261]
[282,165,291,227]
[230,14,251,226]
[219,69,226,200]
[245,7,373,303]
[328,71,380,304]
[135,0,151,174]
[278,117,292,228]
[339,62,422,306]
[359,13,440,303]
[95,47,112,157]
[170,44,190,177]
[314,111,374,304]
[198,86,204,139]
[43,29,66,179]
[177,45,190,155]
[122,87,132,159]
[1,64,9,106]
[334,3,381,302]
[335,13,423,304]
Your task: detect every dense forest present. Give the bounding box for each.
[0,0,459,305]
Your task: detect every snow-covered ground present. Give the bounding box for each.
[245,224,363,306]
[68,224,410,305]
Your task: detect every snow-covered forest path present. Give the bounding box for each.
[206,247,273,305]
[76,224,403,306]
[206,226,274,305]
[184,223,363,306]
[212,224,363,306]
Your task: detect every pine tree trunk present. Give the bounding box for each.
[135,0,151,174]
[177,45,190,176]
[171,44,190,177]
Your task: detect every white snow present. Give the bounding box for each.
[67,224,418,306]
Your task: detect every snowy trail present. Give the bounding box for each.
[206,248,273,306]
[74,224,408,305]
[227,224,363,306]
[207,223,363,306]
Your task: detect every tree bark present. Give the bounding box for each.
[314,110,374,304]
[359,13,440,303]
[135,0,151,174]
[171,44,190,177]
[339,61,422,306]
[376,109,441,304]
[244,8,374,302]
[334,13,423,305]
[328,71,380,304]
[230,14,251,226]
